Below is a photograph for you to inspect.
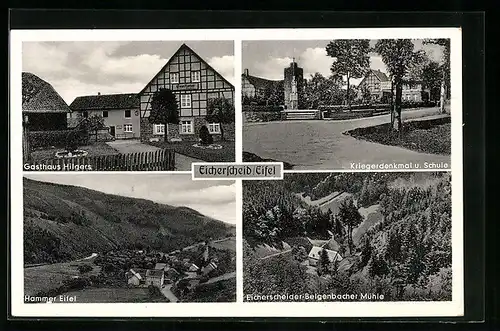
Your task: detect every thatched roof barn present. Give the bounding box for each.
[22,72,70,130]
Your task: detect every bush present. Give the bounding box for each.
[318,104,390,112]
[148,285,163,298]
[29,129,89,149]
[78,264,93,274]
[242,105,284,112]
[199,126,214,145]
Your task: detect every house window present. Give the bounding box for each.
[103,111,108,118]
[180,120,193,134]
[154,124,165,135]
[208,123,220,134]
[181,95,191,108]
[124,124,133,132]
[192,71,201,82]
[170,73,179,83]
[125,110,131,118]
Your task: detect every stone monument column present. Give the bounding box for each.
[284,59,304,110]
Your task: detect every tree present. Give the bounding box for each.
[326,40,370,111]
[336,197,363,255]
[206,97,235,141]
[375,39,425,133]
[86,113,105,141]
[318,248,331,276]
[424,39,451,113]
[421,61,442,103]
[264,81,284,106]
[360,83,371,104]
[303,73,344,108]
[78,264,93,274]
[149,88,179,143]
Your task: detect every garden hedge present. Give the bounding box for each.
[242,105,284,112]
[29,129,89,149]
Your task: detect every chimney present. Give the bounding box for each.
[97,92,101,96]
[244,68,249,76]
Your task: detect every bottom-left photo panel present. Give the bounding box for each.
[22,173,237,303]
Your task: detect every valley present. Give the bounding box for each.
[243,172,452,302]
[23,177,236,303]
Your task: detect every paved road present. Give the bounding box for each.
[243,108,451,170]
[175,154,203,171]
[161,284,179,303]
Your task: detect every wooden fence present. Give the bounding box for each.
[39,149,176,171]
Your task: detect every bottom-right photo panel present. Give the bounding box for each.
[243,171,451,302]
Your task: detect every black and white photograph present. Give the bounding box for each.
[242,39,452,170]
[23,174,236,303]
[22,41,235,171]
[243,172,452,302]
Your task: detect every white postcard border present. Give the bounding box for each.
[10,27,463,318]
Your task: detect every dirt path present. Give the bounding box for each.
[204,271,236,285]
[243,108,451,170]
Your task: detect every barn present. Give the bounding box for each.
[22,72,70,131]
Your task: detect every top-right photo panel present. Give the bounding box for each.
[242,39,452,171]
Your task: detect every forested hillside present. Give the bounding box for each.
[23,178,235,265]
[243,172,452,301]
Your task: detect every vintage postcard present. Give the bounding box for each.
[10,27,463,318]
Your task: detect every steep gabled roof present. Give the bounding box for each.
[139,43,234,95]
[243,74,283,91]
[308,246,343,262]
[70,93,139,111]
[22,72,71,113]
[154,263,167,270]
[371,69,389,82]
[358,69,390,87]
[128,268,147,280]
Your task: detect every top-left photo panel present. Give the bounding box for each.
[21,40,235,171]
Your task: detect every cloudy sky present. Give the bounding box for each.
[23,41,235,104]
[23,174,236,224]
[242,39,445,85]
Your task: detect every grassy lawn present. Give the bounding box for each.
[54,287,168,303]
[345,117,451,155]
[30,142,119,162]
[24,257,101,296]
[150,140,235,162]
[183,278,236,302]
[210,237,236,252]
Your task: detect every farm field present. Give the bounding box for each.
[210,237,236,252]
[24,256,100,296]
[54,287,164,303]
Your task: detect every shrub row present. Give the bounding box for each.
[318,104,390,112]
[242,105,284,112]
[318,100,437,112]
[243,111,283,123]
[29,129,89,149]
